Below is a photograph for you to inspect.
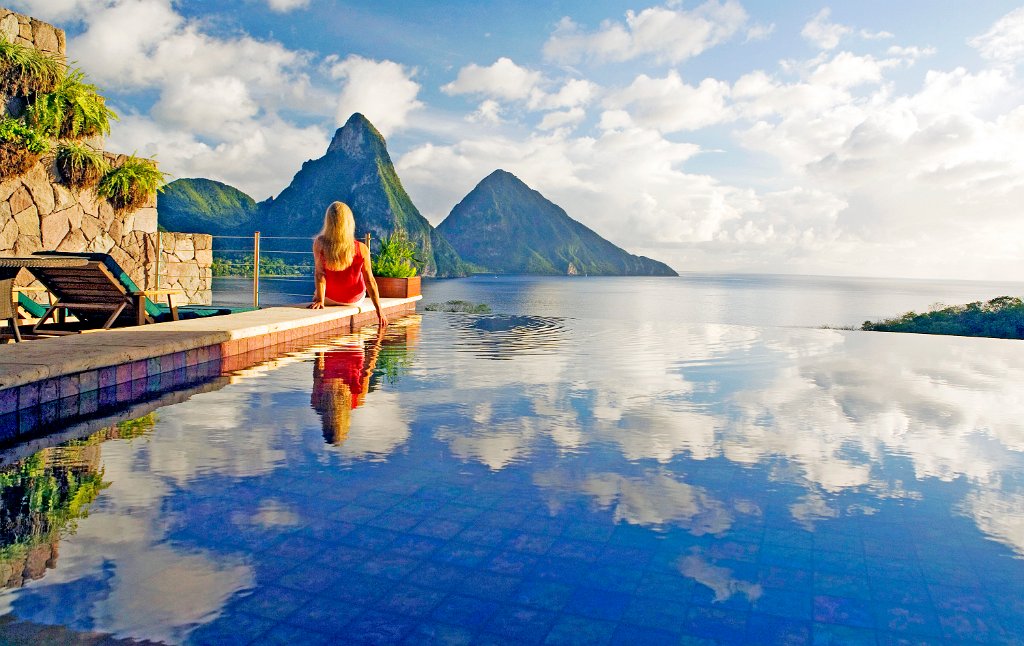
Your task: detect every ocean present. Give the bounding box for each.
[213,273,1024,329]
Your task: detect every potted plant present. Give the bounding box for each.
[55,141,109,188]
[0,117,49,180]
[371,231,421,298]
[97,154,167,212]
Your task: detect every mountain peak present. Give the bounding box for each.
[438,172,677,276]
[326,112,386,156]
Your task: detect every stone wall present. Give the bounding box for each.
[0,7,212,305]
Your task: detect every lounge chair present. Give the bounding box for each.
[27,251,248,332]
[0,256,89,342]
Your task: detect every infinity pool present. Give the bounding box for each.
[0,313,1022,644]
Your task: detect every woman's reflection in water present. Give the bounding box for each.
[311,327,384,444]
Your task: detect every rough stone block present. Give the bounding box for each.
[81,189,100,217]
[98,200,114,227]
[13,204,39,238]
[0,14,18,41]
[57,228,87,252]
[40,209,70,249]
[22,164,54,215]
[196,247,213,265]
[13,234,39,256]
[0,176,18,203]
[81,214,101,240]
[9,186,32,216]
[133,207,157,233]
[30,19,59,53]
[0,219,18,251]
[52,183,76,211]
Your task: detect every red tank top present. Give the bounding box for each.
[320,242,366,303]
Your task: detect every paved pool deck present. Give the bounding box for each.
[0,296,419,417]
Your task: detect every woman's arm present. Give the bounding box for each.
[360,241,388,328]
[308,238,326,309]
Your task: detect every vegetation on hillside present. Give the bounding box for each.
[438,169,677,276]
[212,255,312,277]
[862,296,1024,339]
[158,178,258,234]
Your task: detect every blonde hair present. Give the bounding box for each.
[316,201,356,270]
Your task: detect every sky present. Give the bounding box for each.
[10,0,1024,279]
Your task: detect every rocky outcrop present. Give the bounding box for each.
[0,7,212,304]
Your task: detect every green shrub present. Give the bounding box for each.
[0,36,64,96]
[55,141,109,188]
[28,68,117,140]
[97,155,167,212]
[372,231,419,278]
[0,117,49,179]
[862,296,1024,339]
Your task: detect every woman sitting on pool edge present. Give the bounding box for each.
[307,201,388,329]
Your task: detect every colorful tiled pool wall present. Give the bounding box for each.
[0,301,416,442]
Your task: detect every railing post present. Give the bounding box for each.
[253,231,261,309]
[155,230,161,290]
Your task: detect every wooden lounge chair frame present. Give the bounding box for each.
[28,252,180,333]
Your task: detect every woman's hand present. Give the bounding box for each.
[308,300,324,309]
[378,313,389,329]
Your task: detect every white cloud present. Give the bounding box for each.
[330,55,423,136]
[544,0,748,64]
[266,0,309,12]
[745,22,775,42]
[538,107,585,131]
[108,112,327,202]
[6,0,90,22]
[801,8,851,50]
[468,99,503,125]
[442,57,542,101]
[970,6,1024,64]
[604,72,732,132]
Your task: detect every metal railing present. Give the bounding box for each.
[206,232,372,308]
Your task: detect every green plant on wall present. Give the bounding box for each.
[0,116,49,180]
[372,231,420,278]
[27,68,118,140]
[0,36,63,97]
[97,154,168,212]
[55,141,109,188]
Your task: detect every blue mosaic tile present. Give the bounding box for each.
[482,604,557,643]
[430,541,492,568]
[357,550,421,580]
[565,586,631,622]
[813,594,874,629]
[621,595,690,633]
[811,622,877,645]
[485,550,538,576]
[746,612,812,645]
[186,610,277,645]
[609,623,679,646]
[683,605,748,642]
[401,620,475,645]
[753,588,813,621]
[543,614,616,646]
[342,609,418,645]
[377,582,447,618]
[282,595,364,628]
[229,585,310,621]
[430,594,500,628]
[513,580,574,611]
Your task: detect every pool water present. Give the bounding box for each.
[0,313,1022,644]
